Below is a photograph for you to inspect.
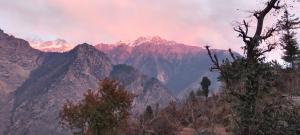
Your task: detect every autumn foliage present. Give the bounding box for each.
[59,78,134,135]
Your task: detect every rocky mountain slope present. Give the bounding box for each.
[96,37,229,96]
[28,36,230,97]
[0,29,43,134]
[4,44,113,135]
[110,64,175,113]
[0,30,174,135]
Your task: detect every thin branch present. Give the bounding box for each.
[273,0,283,9]
[261,27,278,40]
[205,46,221,71]
[258,42,277,56]
[254,0,282,38]
[234,20,252,43]
[229,48,237,60]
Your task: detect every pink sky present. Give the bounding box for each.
[0,0,300,61]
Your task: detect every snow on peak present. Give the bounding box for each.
[95,36,181,48]
[129,36,177,46]
[29,38,74,52]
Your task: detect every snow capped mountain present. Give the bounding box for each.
[96,36,228,97]
[128,36,178,46]
[28,38,74,52]
[27,36,229,97]
[96,36,205,59]
[28,36,198,54]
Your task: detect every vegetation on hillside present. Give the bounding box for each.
[205,0,300,134]
[59,79,134,135]
[60,0,300,134]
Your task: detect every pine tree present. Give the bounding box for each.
[200,76,211,99]
[278,9,300,68]
[144,105,154,121]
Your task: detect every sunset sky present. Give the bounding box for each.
[0,0,300,60]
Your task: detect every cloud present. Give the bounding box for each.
[0,0,299,60]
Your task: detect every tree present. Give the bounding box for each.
[206,0,300,134]
[188,91,197,103]
[59,78,134,135]
[278,9,300,68]
[144,105,154,122]
[200,76,211,99]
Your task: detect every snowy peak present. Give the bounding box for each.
[129,36,177,46]
[96,36,178,47]
[28,36,202,55]
[95,36,207,66]
[96,36,205,55]
[28,38,74,52]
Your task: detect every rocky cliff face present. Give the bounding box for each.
[2,42,113,135]
[0,30,174,135]
[0,29,43,135]
[0,30,42,95]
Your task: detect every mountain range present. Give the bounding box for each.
[95,36,230,96]
[30,36,229,96]
[0,29,229,134]
[0,30,174,134]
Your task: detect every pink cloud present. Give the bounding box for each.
[0,0,299,60]
[44,0,233,47]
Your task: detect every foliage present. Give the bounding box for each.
[277,9,300,68]
[188,91,197,103]
[59,78,134,135]
[201,76,211,98]
[147,115,178,135]
[206,0,300,134]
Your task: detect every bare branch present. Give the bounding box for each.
[254,0,282,38]
[258,42,277,56]
[229,48,237,60]
[261,27,278,40]
[205,46,221,71]
[273,0,283,9]
[234,20,252,43]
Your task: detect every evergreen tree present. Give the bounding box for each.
[200,76,211,98]
[206,0,300,134]
[278,9,300,68]
[144,105,154,121]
